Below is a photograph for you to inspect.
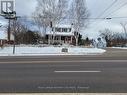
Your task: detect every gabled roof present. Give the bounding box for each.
[54,24,72,28]
[46,25,74,36]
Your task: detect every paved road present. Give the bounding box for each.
[0,48,127,93]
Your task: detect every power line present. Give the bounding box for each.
[110,16,127,19]
[89,0,118,31]
[91,16,127,33]
[10,15,127,21]
[93,1,127,30]
[104,1,127,17]
[90,1,127,32]
[97,0,117,18]
[15,16,113,20]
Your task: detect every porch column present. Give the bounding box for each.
[48,35,51,45]
[60,36,62,44]
[71,36,73,44]
[0,40,2,46]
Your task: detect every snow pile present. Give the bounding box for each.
[68,47,106,54]
[0,46,106,56]
[112,47,127,49]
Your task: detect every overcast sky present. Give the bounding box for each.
[1,0,127,38]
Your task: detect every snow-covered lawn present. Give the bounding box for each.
[112,47,127,49]
[0,46,106,56]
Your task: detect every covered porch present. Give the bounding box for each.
[46,35,76,45]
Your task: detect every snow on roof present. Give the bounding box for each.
[46,31,74,36]
[54,24,72,28]
[46,26,74,36]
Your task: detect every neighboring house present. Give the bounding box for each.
[46,24,76,45]
[0,29,14,47]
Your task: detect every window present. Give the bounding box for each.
[68,28,71,32]
[55,28,61,32]
[62,28,68,32]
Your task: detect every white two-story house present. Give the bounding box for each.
[46,24,76,45]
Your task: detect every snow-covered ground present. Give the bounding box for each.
[112,47,127,49]
[0,46,106,56]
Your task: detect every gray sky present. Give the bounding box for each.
[84,0,127,38]
[1,0,127,38]
[15,0,37,16]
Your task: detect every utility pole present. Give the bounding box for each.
[3,12,17,54]
[0,0,17,54]
[1,11,19,54]
[8,19,11,41]
[13,12,16,54]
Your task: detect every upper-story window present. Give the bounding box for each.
[55,28,61,32]
[68,28,71,32]
[62,28,67,32]
[53,26,72,33]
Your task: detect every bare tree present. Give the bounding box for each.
[120,22,127,43]
[69,0,89,46]
[10,18,28,44]
[33,0,68,44]
[99,28,114,47]
[112,32,126,47]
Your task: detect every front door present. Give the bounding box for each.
[65,37,69,44]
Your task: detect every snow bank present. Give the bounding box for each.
[112,47,127,49]
[0,46,106,56]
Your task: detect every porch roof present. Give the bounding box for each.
[46,31,74,36]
